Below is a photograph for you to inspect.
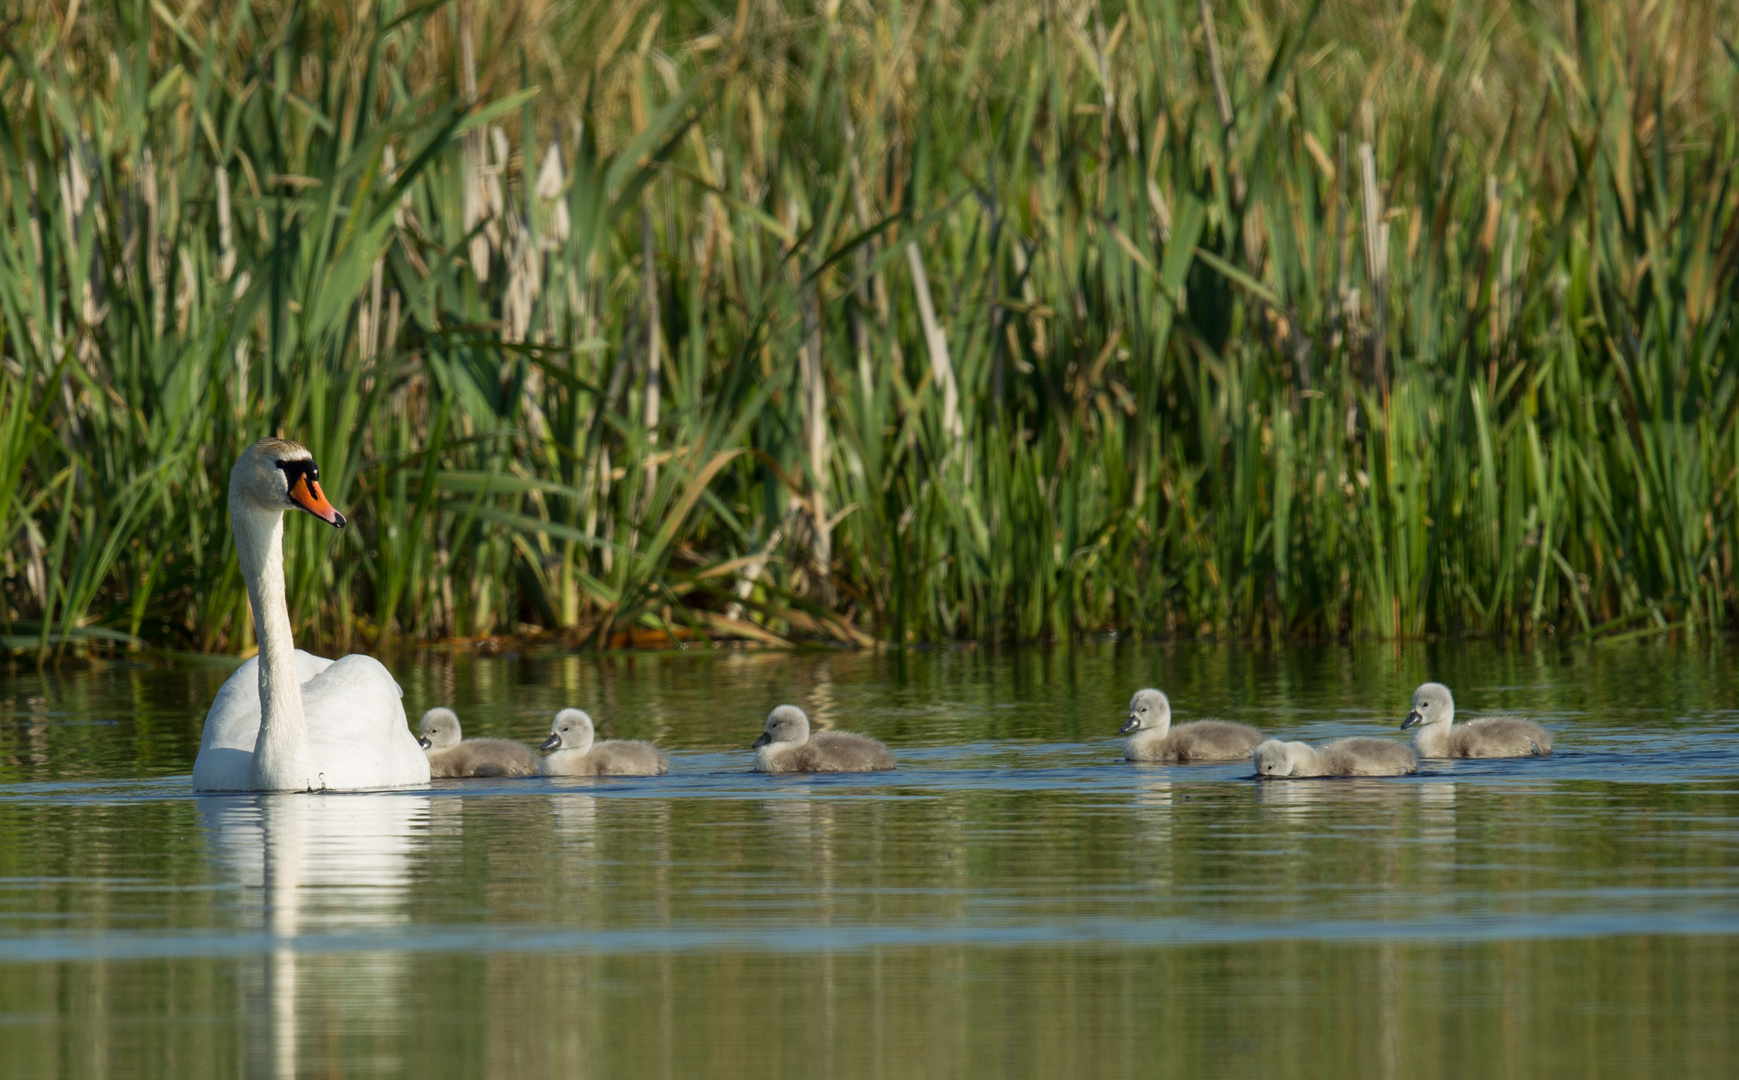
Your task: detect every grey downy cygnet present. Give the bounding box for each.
[1251,737,1418,777]
[418,708,540,778]
[752,705,895,773]
[1403,682,1553,758]
[1121,688,1264,762]
[540,709,669,777]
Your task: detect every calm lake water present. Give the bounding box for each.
[2,641,1738,1078]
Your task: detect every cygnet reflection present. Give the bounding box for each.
[1130,778,1175,848]
[1255,775,1412,813]
[554,793,599,844]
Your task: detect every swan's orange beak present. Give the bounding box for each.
[289,475,347,528]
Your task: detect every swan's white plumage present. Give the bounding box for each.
[191,438,430,792]
[194,652,427,791]
[194,650,333,786]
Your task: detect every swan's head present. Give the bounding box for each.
[754,705,810,749]
[543,709,595,754]
[1252,739,1304,777]
[229,438,346,527]
[1404,682,1454,729]
[418,708,461,749]
[1120,688,1171,735]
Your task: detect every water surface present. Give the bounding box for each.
[2,642,1737,1077]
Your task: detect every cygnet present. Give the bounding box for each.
[1121,688,1264,762]
[752,705,894,773]
[1252,737,1418,777]
[540,709,669,777]
[418,708,540,778]
[1403,682,1553,758]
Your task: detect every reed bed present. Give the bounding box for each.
[1,0,1735,657]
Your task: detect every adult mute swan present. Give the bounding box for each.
[1403,682,1553,758]
[539,708,669,777]
[419,708,540,778]
[1121,688,1264,762]
[752,706,894,773]
[191,438,430,792]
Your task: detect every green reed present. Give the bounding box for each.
[0,0,1735,657]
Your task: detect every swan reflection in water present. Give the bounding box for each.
[201,793,429,1080]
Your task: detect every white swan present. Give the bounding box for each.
[191,438,430,792]
[540,708,669,777]
[1121,688,1264,762]
[1252,737,1418,777]
[1404,682,1554,758]
[753,705,895,773]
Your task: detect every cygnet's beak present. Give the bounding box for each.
[1401,710,1423,730]
[752,731,771,749]
[288,474,347,528]
[417,736,432,749]
[1118,715,1141,735]
[540,733,561,752]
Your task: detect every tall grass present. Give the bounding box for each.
[1,0,1736,657]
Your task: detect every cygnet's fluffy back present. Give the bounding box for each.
[540,708,669,777]
[1318,737,1418,776]
[1121,688,1263,762]
[418,708,540,778]
[1251,736,1416,777]
[1404,682,1553,758]
[752,705,895,773]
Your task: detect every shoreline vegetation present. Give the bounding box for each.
[1,0,1736,659]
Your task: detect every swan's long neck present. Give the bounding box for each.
[235,503,314,790]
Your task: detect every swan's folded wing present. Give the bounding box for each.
[198,657,266,757]
[301,654,430,789]
[200,650,338,749]
[193,650,339,791]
